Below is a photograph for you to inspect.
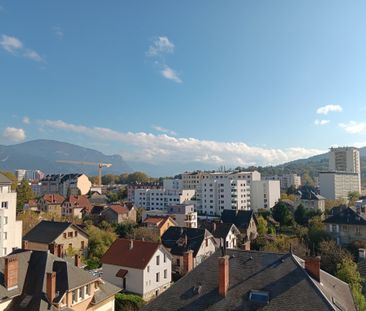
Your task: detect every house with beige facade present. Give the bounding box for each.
[22,220,89,257]
[62,195,93,219]
[101,239,172,300]
[38,194,65,216]
[101,203,137,224]
[143,216,177,237]
[0,250,120,310]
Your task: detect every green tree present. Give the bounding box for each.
[318,240,352,275]
[272,202,293,226]
[126,172,153,184]
[256,215,268,235]
[115,222,135,238]
[16,179,34,212]
[307,216,330,252]
[294,204,307,225]
[348,191,361,206]
[127,227,160,242]
[115,293,145,311]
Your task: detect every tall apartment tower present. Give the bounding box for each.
[329,147,361,174]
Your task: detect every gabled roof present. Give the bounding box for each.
[41,194,65,205]
[299,191,326,201]
[64,195,92,212]
[161,227,214,257]
[23,221,88,244]
[142,249,356,311]
[0,173,11,185]
[105,204,130,215]
[202,222,240,240]
[0,250,120,311]
[323,207,366,225]
[101,239,162,270]
[221,210,255,230]
[144,216,177,229]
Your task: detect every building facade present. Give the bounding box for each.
[319,171,360,200]
[250,180,280,211]
[0,174,22,256]
[40,174,92,197]
[264,174,301,190]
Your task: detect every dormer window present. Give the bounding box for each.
[248,290,270,304]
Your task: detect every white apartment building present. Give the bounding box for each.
[163,179,183,191]
[135,188,195,211]
[251,180,280,211]
[0,174,22,256]
[319,171,360,200]
[265,174,301,190]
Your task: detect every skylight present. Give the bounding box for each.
[248,290,270,304]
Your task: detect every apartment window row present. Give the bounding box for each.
[63,231,78,239]
[1,202,8,209]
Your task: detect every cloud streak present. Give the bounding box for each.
[42,119,324,166]
[314,119,330,126]
[153,125,177,136]
[147,36,175,57]
[316,104,343,115]
[3,127,26,142]
[161,66,182,83]
[0,34,44,62]
[339,121,366,134]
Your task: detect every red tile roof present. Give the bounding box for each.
[28,199,38,207]
[143,216,177,229]
[65,195,93,212]
[102,239,160,269]
[42,194,65,204]
[109,204,129,215]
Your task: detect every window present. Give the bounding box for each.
[147,265,150,272]
[86,284,90,296]
[79,287,84,300]
[164,269,167,279]
[68,232,73,238]
[342,225,348,232]
[156,272,160,282]
[205,239,208,247]
[63,232,67,239]
[75,231,78,237]
[3,248,6,255]
[72,290,77,304]
[81,241,85,250]
[156,255,160,265]
[177,258,180,266]
[3,232,7,240]
[4,217,7,225]
[164,253,166,263]
[1,202,8,209]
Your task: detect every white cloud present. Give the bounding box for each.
[316,104,343,115]
[22,116,30,124]
[53,26,64,39]
[3,127,26,142]
[23,49,44,62]
[0,35,22,53]
[147,36,175,57]
[339,121,366,134]
[153,125,177,136]
[42,119,324,166]
[314,119,330,126]
[161,66,182,83]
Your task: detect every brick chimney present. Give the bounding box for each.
[46,272,56,303]
[4,256,18,290]
[57,244,64,258]
[218,255,229,297]
[74,254,81,267]
[243,241,250,251]
[183,250,193,274]
[22,240,29,250]
[305,256,321,282]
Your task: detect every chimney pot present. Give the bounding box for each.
[74,254,81,267]
[4,256,18,290]
[218,255,229,297]
[183,250,193,275]
[46,272,56,303]
[305,256,321,283]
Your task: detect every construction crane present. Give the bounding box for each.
[56,160,112,186]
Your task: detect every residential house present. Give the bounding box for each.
[22,220,89,257]
[40,174,92,197]
[0,250,120,310]
[38,194,65,217]
[142,249,356,311]
[88,192,108,207]
[298,190,326,213]
[0,174,22,256]
[161,227,216,277]
[143,216,178,237]
[62,195,93,219]
[324,207,366,245]
[201,222,241,249]
[23,199,38,212]
[221,210,258,243]
[101,203,137,224]
[101,239,172,300]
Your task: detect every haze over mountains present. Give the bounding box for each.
[0,139,365,177]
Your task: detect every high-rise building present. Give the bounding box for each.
[251,180,281,211]
[0,174,22,256]
[319,147,361,199]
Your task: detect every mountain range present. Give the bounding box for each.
[0,139,365,179]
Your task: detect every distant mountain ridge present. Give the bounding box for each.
[0,139,131,175]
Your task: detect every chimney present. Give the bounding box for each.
[57,244,64,258]
[305,256,321,283]
[183,250,193,274]
[22,240,29,250]
[243,241,250,251]
[218,255,229,297]
[46,272,56,303]
[74,254,81,267]
[359,249,366,262]
[129,240,133,250]
[4,256,18,290]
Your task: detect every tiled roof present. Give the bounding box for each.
[102,239,161,270]
[161,227,214,257]
[201,222,240,240]
[142,249,356,311]
[23,221,88,244]
[323,207,366,225]
[0,250,120,311]
[221,210,255,230]
[108,204,130,215]
[65,195,92,212]
[42,194,65,204]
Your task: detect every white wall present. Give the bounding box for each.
[251,180,280,211]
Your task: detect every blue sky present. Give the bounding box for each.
[1,0,366,173]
